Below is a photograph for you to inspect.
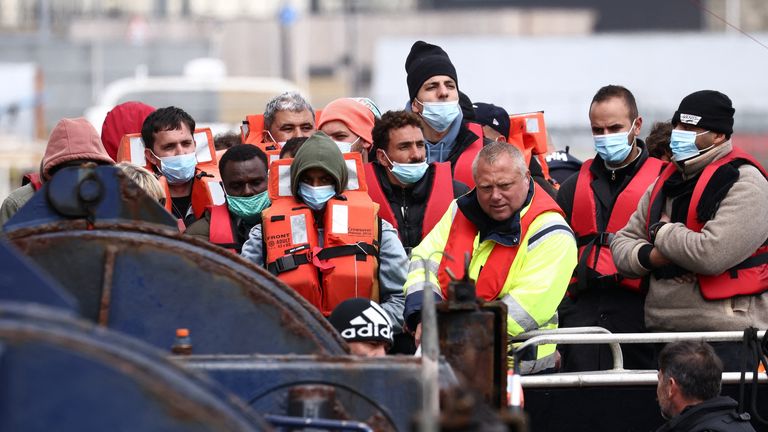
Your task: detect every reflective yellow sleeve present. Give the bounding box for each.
[498,212,577,337]
[403,201,457,298]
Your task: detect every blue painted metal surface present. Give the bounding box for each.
[4,165,178,232]
[4,165,347,355]
[0,302,269,431]
[0,238,76,312]
[182,355,461,432]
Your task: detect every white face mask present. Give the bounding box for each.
[334,137,359,153]
[265,131,286,148]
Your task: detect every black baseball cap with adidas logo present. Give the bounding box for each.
[328,298,393,346]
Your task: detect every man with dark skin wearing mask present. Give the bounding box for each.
[186,145,269,253]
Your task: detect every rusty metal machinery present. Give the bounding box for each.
[3,165,347,356]
[0,302,268,431]
[1,164,525,431]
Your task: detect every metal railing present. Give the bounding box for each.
[511,327,768,388]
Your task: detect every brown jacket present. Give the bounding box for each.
[612,142,768,331]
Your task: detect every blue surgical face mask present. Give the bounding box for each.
[416,99,461,132]
[382,151,428,184]
[226,190,270,223]
[153,151,197,184]
[593,119,636,164]
[670,129,712,162]
[299,183,336,210]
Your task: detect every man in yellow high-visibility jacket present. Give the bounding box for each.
[403,142,577,374]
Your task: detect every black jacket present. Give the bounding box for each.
[371,162,469,251]
[655,396,756,432]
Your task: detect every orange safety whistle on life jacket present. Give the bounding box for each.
[261,152,381,315]
[647,147,768,300]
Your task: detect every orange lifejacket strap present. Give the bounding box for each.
[437,183,562,301]
[364,162,397,230]
[423,162,454,238]
[208,204,237,253]
[452,122,484,188]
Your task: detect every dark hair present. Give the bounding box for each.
[214,131,243,151]
[141,106,196,151]
[280,136,308,159]
[219,144,268,182]
[372,110,423,153]
[658,341,723,402]
[646,121,673,160]
[591,85,639,121]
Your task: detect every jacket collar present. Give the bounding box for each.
[374,161,433,203]
[677,141,733,179]
[456,181,534,247]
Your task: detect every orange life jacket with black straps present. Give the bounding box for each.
[647,147,768,300]
[570,157,664,295]
[436,183,563,301]
[116,128,226,221]
[261,153,381,315]
[452,122,484,188]
[208,204,238,253]
[364,161,453,241]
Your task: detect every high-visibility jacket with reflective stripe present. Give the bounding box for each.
[403,185,577,373]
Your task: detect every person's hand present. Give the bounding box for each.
[649,247,672,268]
[673,273,697,284]
[414,322,422,348]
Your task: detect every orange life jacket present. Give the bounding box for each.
[364,161,453,240]
[241,111,324,144]
[436,183,563,301]
[570,157,664,295]
[452,122,484,188]
[115,128,226,220]
[208,204,238,253]
[508,111,558,188]
[261,152,380,315]
[647,147,768,300]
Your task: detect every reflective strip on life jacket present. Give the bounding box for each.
[570,157,663,294]
[364,161,453,239]
[208,204,237,253]
[264,151,378,315]
[437,183,563,301]
[452,122,484,188]
[647,147,768,300]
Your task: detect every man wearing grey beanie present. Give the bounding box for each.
[612,90,768,370]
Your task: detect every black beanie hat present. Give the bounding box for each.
[328,298,393,346]
[405,41,458,101]
[459,91,476,121]
[672,90,735,137]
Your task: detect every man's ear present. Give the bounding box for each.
[375,148,390,168]
[145,148,159,167]
[411,99,421,114]
[713,132,728,146]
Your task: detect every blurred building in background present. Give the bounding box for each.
[0,0,767,192]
